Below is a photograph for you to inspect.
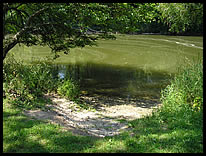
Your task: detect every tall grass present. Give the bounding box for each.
[160,57,203,115]
[157,58,203,150]
[57,78,80,101]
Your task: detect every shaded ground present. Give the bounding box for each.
[24,93,162,138]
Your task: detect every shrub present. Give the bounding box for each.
[3,54,60,109]
[160,58,203,113]
[3,54,81,109]
[57,77,80,101]
[158,58,203,132]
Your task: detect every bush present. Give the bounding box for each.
[57,77,80,101]
[160,58,203,113]
[3,54,60,109]
[3,54,82,109]
[158,58,203,132]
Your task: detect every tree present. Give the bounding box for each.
[3,3,103,60]
[157,3,203,34]
[3,3,157,60]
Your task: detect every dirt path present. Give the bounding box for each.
[23,93,162,138]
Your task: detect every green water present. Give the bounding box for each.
[10,34,203,98]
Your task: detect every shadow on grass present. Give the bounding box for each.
[3,105,203,153]
[3,111,48,153]
[118,110,203,153]
[3,92,203,153]
[3,108,98,153]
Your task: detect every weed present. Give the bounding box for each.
[57,77,80,101]
[3,54,60,109]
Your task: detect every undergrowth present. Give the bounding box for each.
[3,54,80,110]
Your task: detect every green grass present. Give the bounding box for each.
[3,99,98,153]
[3,97,203,153]
[3,100,202,153]
[126,112,203,153]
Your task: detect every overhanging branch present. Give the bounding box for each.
[3,5,50,60]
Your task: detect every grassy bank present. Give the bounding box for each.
[3,56,203,153]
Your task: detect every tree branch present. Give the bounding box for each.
[3,39,18,60]
[3,6,50,60]
[25,6,50,26]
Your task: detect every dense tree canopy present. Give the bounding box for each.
[3,3,203,60]
[157,3,203,34]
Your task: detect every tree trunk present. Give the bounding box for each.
[3,26,26,60]
[3,39,18,60]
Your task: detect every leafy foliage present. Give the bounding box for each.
[157,3,203,34]
[3,54,82,109]
[160,58,203,113]
[3,54,60,109]
[156,58,203,146]
[57,78,80,101]
[3,3,160,60]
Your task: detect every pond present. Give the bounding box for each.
[10,34,203,99]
